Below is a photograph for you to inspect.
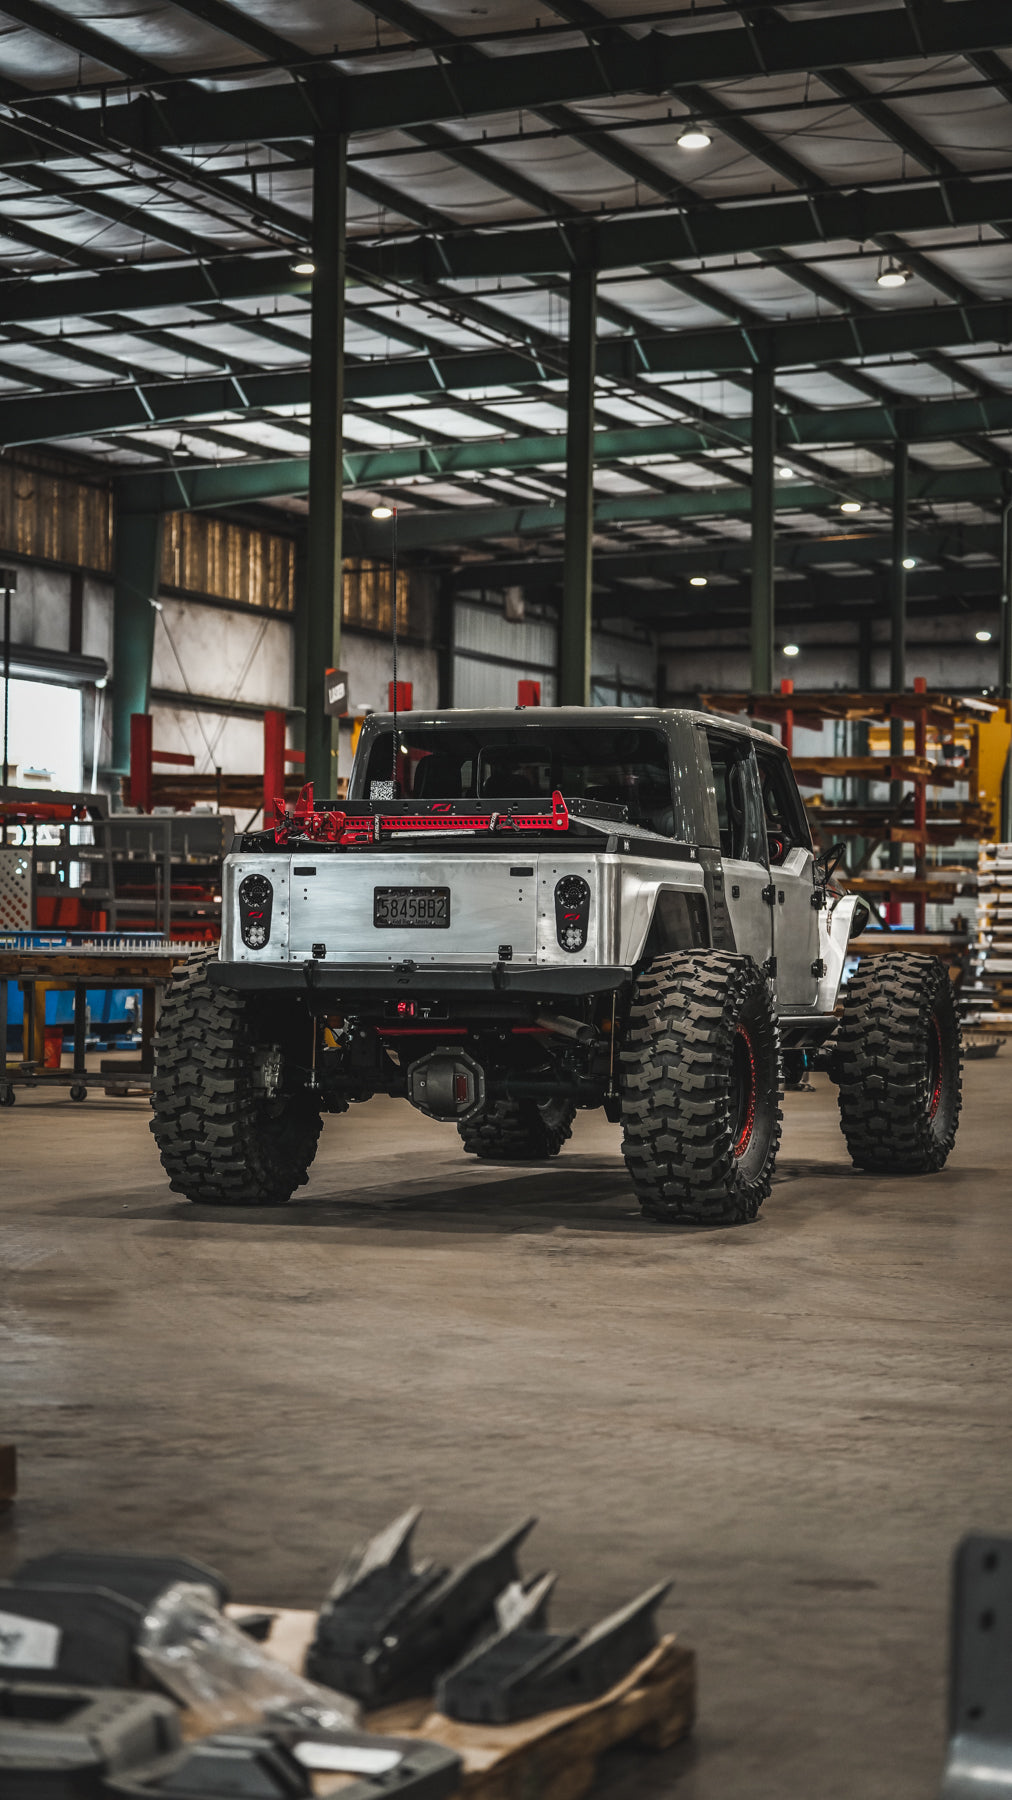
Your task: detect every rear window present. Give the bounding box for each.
[361,726,682,838]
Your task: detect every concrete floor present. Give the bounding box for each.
[0,1061,1009,1799]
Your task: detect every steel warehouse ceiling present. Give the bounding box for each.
[0,0,1010,625]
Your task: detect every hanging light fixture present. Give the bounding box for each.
[689,576,707,587]
[371,505,394,519]
[877,258,910,289]
[902,556,917,570]
[778,466,795,479]
[783,643,801,658]
[976,630,993,643]
[291,256,316,276]
[840,501,862,513]
[677,122,711,150]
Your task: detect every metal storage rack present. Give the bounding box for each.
[961,842,1012,1040]
[1,789,232,941]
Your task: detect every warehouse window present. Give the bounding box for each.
[0,452,113,573]
[361,725,682,837]
[704,732,765,863]
[342,559,411,635]
[161,513,296,611]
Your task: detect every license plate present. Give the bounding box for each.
[373,886,450,928]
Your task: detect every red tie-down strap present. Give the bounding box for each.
[273,786,570,846]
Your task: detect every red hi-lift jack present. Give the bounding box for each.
[273,784,571,847]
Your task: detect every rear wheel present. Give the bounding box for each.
[458,1095,576,1161]
[620,950,782,1226]
[150,950,323,1205]
[834,953,961,1173]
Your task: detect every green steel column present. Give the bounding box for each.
[303,132,347,794]
[750,361,775,694]
[560,266,596,706]
[110,510,164,774]
[890,442,909,706]
[888,443,909,878]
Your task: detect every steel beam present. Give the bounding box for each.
[751,361,776,694]
[610,563,1003,619]
[560,268,596,707]
[353,468,1005,554]
[113,390,1012,512]
[342,173,1012,286]
[110,511,164,775]
[448,525,1003,591]
[26,2,1009,149]
[11,299,1012,453]
[303,133,346,796]
[1,281,1009,400]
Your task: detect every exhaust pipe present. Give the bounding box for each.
[534,1012,596,1045]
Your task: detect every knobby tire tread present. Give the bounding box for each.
[150,949,322,1205]
[459,1097,576,1161]
[620,949,783,1227]
[835,952,962,1173]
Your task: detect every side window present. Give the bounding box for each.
[756,751,811,865]
[705,733,765,863]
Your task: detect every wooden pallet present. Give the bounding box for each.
[225,1607,696,1800]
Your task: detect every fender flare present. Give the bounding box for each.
[815,892,864,1012]
[637,886,712,965]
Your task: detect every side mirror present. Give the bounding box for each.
[815,841,848,884]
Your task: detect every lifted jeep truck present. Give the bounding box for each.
[151,708,962,1225]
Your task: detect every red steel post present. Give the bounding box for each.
[263,708,287,827]
[129,713,153,812]
[779,677,794,755]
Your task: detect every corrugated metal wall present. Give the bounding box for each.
[591,631,657,705]
[452,602,558,707]
[450,602,657,707]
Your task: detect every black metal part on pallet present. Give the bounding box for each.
[939,1534,1012,1799]
[436,1579,671,1724]
[0,1584,145,1688]
[106,1726,462,1800]
[306,1510,536,1705]
[13,1551,229,1612]
[0,1680,181,1798]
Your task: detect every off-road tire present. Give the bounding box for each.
[835,953,961,1173]
[458,1096,576,1160]
[620,950,783,1226]
[150,950,323,1205]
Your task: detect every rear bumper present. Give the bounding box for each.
[208,960,632,998]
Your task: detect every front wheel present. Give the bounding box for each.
[620,950,782,1226]
[834,953,962,1173]
[150,951,323,1205]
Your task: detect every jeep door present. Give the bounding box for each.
[703,728,772,972]
[755,744,820,1011]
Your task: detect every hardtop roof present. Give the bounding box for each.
[366,706,787,754]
